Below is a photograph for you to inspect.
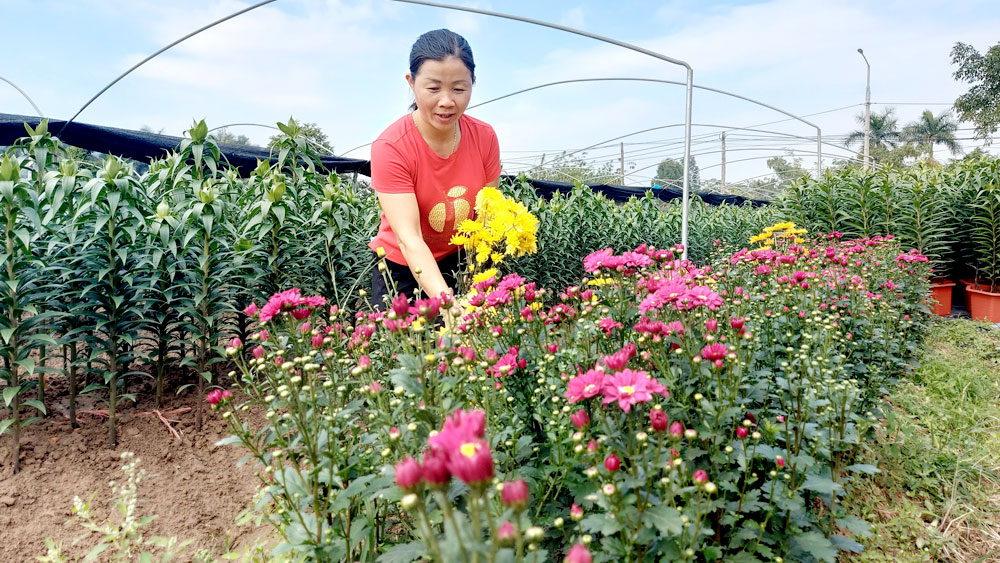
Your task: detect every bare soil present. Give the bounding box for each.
[0,372,266,562]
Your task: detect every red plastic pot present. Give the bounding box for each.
[967,282,1000,323]
[928,280,955,316]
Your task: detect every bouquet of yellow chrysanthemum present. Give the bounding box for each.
[749,221,808,249]
[450,187,538,272]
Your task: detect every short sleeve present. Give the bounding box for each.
[371,138,415,194]
[483,127,501,181]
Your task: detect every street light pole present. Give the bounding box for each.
[857,48,871,171]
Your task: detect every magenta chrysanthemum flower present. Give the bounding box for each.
[257,288,327,322]
[639,291,668,313]
[597,317,623,335]
[621,251,653,270]
[390,293,410,318]
[447,438,495,485]
[675,285,724,311]
[258,288,302,322]
[664,321,685,336]
[394,457,423,491]
[565,543,592,563]
[700,343,728,361]
[601,369,668,412]
[485,288,512,308]
[497,273,526,292]
[564,369,606,403]
[487,346,520,378]
[638,279,689,313]
[584,248,629,273]
[655,278,689,300]
[601,343,636,371]
[427,409,486,453]
[424,409,495,486]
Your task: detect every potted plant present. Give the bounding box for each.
[896,166,955,316]
[967,160,1000,321]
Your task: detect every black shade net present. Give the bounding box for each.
[1,113,767,206]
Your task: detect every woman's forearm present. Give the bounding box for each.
[398,239,452,300]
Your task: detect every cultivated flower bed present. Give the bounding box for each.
[216,223,930,562]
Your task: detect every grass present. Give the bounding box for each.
[844,318,1000,562]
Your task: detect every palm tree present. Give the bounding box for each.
[902,110,963,160]
[845,107,902,151]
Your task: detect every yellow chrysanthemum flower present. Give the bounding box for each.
[472,268,498,284]
[750,221,806,247]
[452,186,539,272]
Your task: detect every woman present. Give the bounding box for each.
[369,29,501,308]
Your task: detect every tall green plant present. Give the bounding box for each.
[838,169,887,239]
[137,191,185,409]
[175,121,239,430]
[969,173,1000,291]
[47,156,89,429]
[70,156,149,447]
[240,160,300,298]
[310,173,379,305]
[0,149,57,472]
[894,166,954,278]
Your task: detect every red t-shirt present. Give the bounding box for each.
[369,113,501,265]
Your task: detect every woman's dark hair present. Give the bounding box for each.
[409,29,475,110]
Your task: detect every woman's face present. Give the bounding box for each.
[407,55,473,134]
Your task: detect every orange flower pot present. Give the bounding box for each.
[967,282,1000,323]
[928,280,955,316]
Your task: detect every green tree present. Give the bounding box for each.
[212,127,252,147]
[531,151,622,185]
[267,120,333,155]
[952,41,1000,143]
[902,110,962,160]
[962,147,991,162]
[845,107,901,152]
[766,155,811,191]
[651,156,700,191]
[869,143,922,168]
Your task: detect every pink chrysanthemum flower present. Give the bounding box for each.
[447,438,495,485]
[564,369,606,403]
[583,248,625,273]
[700,343,728,361]
[601,343,636,371]
[596,317,623,335]
[497,273,526,293]
[621,251,653,270]
[675,286,724,311]
[427,409,486,453]
[601,369,668,412]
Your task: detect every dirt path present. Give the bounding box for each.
[0,377,265,562]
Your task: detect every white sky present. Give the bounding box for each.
[2,0,998,192]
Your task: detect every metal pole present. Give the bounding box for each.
[619,142,625,185]
[0,75,43,117]
[680,68,693,258]
[392,0,695,258]
[858,48,871,171]
[720,132,726,191]
[469,77,823,180]
[58,0,278,135]
[816,128,823,178]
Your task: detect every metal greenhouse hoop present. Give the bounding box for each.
[391,0,697,258]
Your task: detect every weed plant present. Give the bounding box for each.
[844,319,1000,562]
